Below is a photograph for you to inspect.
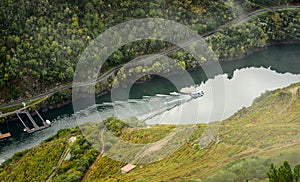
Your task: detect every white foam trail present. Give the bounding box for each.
[102,102,113,106]
[155,94,168,97]
[170,92,180,96]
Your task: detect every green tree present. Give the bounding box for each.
[294,165,300,182]
[268,161,300,182]
[278,161,293,182]
[268,163,279,182]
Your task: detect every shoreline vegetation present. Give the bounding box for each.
[0,2,300,121]
[1,82,300,181]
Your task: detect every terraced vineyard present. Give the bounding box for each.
[1,83,300,181]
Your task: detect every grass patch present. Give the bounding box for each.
[2,83,300,181]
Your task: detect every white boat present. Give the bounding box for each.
[46,120,51,125]
[170,92,180,96]
[190,90,204,99]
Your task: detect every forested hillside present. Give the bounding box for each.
[0,0,299,104]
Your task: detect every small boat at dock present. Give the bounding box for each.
[0,132,11,141]
[46,120,51,125]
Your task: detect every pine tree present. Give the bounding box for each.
[268,161,300,182]
[294,165,300,182]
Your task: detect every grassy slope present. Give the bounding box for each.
[85,82,300,181]
[1,83,300,181]
[0,133,68,181]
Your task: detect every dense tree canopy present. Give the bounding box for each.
[0,0,299,104]
[268,161,300,182]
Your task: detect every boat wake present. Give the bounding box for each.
[75,91,196,123]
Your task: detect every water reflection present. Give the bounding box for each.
[0,44,300,163]
[147,67,300,124]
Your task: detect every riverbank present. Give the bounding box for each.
[1,41,300,125]
[1,0,299,105]
[1,44,300,167]
[218,40,300,62]
[1,82,300,181]
[1,7,299,122]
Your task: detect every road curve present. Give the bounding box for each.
[0,5,299,112]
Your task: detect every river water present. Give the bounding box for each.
[0,44,300,163]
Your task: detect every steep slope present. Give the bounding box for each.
[83,83,300,181]
[0,83,300,181]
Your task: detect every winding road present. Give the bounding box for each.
[0,5,299,117]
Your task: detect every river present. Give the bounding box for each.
[0,44,300,164]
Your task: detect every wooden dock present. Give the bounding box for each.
[0,132,11,140]
[16,110,50,134]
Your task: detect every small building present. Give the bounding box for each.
[121,164,136,174]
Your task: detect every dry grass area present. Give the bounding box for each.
[1,83,300,182]
[84,83,300,181]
